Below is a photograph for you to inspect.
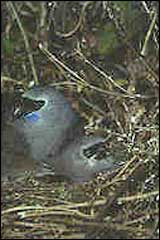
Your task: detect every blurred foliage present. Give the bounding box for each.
[97,1,147,56]
[2,36,15,56]
[97,23,119,55]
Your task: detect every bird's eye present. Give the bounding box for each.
[13,98,45,120]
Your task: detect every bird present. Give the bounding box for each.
[1,85,119,182]
[1,91,38,180]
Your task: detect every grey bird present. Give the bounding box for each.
[1,86,119,182]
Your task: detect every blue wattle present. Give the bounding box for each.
[24,111,40,123]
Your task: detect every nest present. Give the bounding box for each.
[1,1,159,239]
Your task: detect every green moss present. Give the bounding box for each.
[2,37,15,56]
[97,23,119,55]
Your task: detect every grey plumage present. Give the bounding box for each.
[2,86,118,182]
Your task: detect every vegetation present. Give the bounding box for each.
[1,1,159,239]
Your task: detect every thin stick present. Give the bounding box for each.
[141,11,157,56]
[141,1,159,50]
[7,2,39,85]
[55,1,92,38]
[118,190,159,203]
[39,43,154,99]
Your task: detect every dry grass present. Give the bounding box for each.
[1,1,159,239]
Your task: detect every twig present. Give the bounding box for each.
[39,43,155,99]
[117,190,159,203]
[141,11,157,56]
[76,49,133,95]
[81,97,106,115]
[75,49,156,99]
[55,1,92,38]
[141,1,159,50]
[2,199,106,215]
[123,209,159,226]
[7,2,38,85]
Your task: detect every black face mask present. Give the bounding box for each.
[13,98,45,120]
